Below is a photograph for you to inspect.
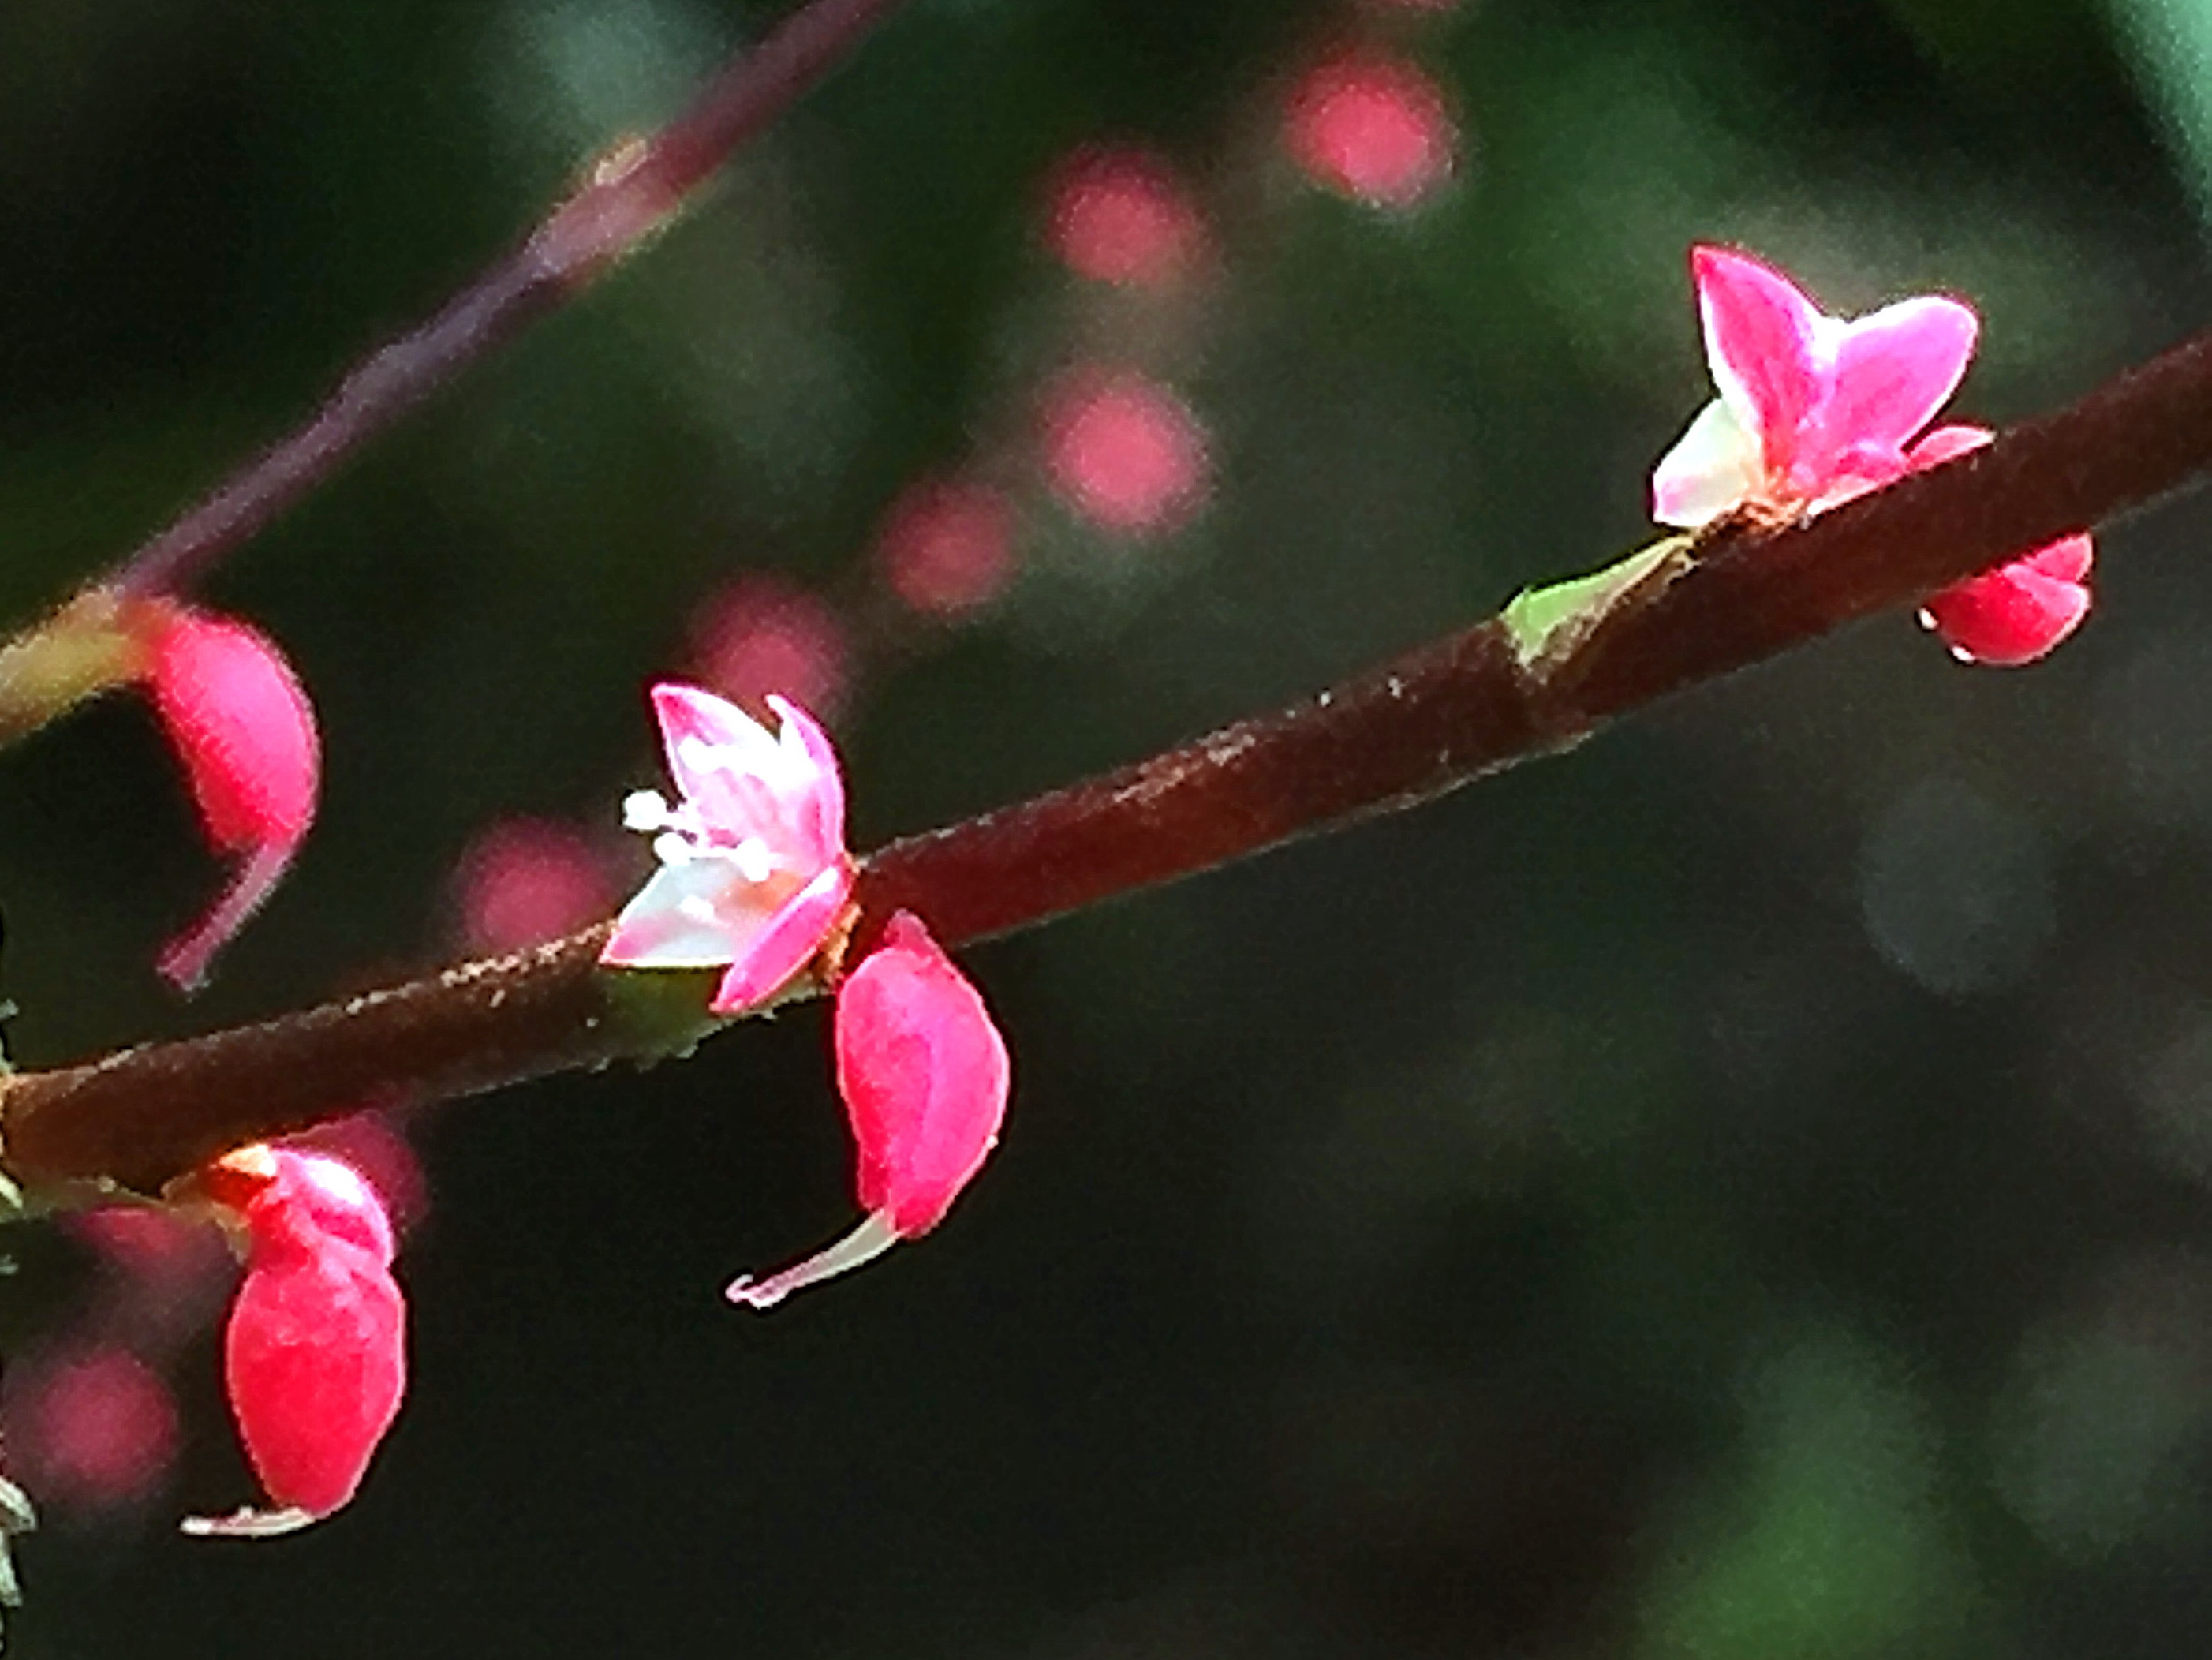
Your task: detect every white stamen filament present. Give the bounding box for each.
[726,1212,901,1311]
[180,1505,319,1540]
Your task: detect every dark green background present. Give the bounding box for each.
[2,0,2210,1654]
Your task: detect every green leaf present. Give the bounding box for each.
[1501,536,1692,675]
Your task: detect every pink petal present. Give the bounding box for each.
[2028,531,2094,586]
[835,911,1010,1237]
[1904,421,1993,470]
[764,694,846,871]
[144,610,319,989]
[148,610,319,854]
[708,861,854,1013]
[1813,294,1978,461]
[217,1247,404,1522]
[1692,245,1827,471]
[1921,554,2092,667]
[649,683,780,828]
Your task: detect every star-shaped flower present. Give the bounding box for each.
[1652,245,2093,666]
[601,684,854,1013]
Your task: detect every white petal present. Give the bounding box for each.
[1650,398,1762,529]
[602,860,772,969]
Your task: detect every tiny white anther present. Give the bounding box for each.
[624,790,671,832]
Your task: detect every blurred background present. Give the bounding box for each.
[0,0,2209,1653]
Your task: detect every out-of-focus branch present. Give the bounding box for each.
[0,0,916,739]
[5,324,2210,1197]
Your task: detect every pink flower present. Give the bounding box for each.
[1282,52,1458,210]
[142,608,319,990]
[182,1147,405,1538]
[1652,245,2093,664]
[1042,145,1209,290]
[728,911,1010,1310]
[601,684,854,1014]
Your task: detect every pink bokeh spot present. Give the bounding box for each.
[876,477,1019,617]
[1283,53,1458,209]
[688,575,850,723]
[453,817,616,954]
[6,1344,180,1516]
[728,911,1011,1310]
[1041,370,1211,537]
[143,607,320,991]
[1043,145,1209,290]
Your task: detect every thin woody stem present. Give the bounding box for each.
[5,324,2211,1196]
[109,0,914,601]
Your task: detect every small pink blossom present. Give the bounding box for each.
[1283,53,1458,209]
[601,684,854,1014]
[142,607,319,990]
[729,911,1010,1310]
[1043,145,1209,290]
[183,1147,405,1538]
[1041,369,1211,537]
[1652,245,2094,665]
[876,477,1019,618]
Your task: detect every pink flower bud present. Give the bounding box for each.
[182,1147,405,1538]
[143,608,319,990]
[1905,424,2095,666]
[727,912,1010,1310]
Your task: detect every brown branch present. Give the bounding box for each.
[5,325,2210,1196]
[109,0,914,600]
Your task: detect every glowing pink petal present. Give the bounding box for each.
[727,912,1010,1312]
[708,861,855,1013]
[1043,146,1209,290]
[1812,294,1978,462]
[1905,421,1993,469]
[189,1148,405,1535]
[1919,546,2093,667]
[144,609,319,989]
[452,817,615,954]
[1691,246,1828,469]
[292,1112,429,1239]
[1041,370,1210,536]
[838,912,1010,1236]
[876,477,1019,617]
[1283,52,1457,209]
[688,575,850,723]
[766,694,846,873]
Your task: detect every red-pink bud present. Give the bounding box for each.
[183,1148,405,1538]
[1918,536,2094,667]
[144,608,320,990]
[727,911,1011,1310]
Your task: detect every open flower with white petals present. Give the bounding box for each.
[600,684,854,1013]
